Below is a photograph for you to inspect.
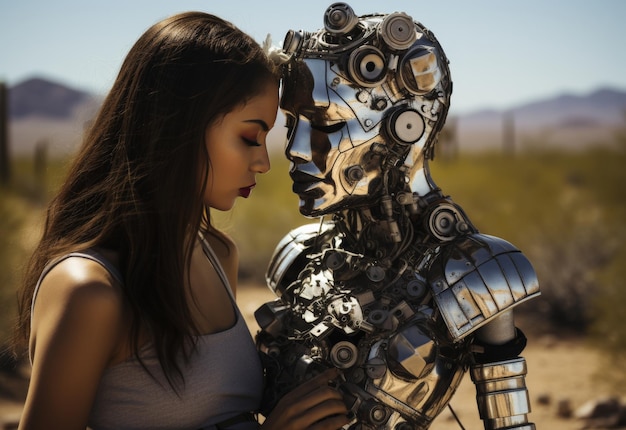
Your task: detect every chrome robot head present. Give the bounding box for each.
[280,2,452,217]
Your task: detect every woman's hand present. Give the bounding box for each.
[261,368,351,430]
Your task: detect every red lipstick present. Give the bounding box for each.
[239,183,256,198]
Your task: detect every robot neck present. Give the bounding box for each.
[333,182,443,247]
[329,157,463,247]
[332,144,484,249]
[404,154,439,197]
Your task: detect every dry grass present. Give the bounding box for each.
[2,147,625,427]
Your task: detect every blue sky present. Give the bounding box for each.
[2,0,625,114]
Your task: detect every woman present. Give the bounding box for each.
[13,12,349,430]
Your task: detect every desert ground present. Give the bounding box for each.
[0,283,622,430]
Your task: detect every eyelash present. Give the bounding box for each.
[311,121,345,133]
[242,137,261,147]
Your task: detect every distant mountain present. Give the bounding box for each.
[446,87,626,151]
[6,77,626,155]
[7,77,102,155]
[465,88,626,126]
[9,77,94,120]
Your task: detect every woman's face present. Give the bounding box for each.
[203,81,279,210]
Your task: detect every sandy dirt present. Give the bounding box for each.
[0,283,621,429]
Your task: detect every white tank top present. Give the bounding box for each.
[31,242,263,430]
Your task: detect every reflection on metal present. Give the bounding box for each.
[257,3,540,429]
[279,1,451,218]
[471,358,536,429]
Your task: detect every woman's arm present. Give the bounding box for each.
[19,258,126,430]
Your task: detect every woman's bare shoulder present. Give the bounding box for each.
[36,255,124,308]
[23,256,129,428]
[30,256,126,361]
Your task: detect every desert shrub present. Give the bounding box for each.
[588,134,626,386]
[590,247,626,389]
[10,154,69,203]
[0,155,62,351]
[0,191,26,343]
[527,224,616,330]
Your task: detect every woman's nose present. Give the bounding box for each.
[254,146,271,174]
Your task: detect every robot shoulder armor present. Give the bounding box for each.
[265,222,334,296]
[428,233,540,341]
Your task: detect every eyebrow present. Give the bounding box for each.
[244,119,270,131]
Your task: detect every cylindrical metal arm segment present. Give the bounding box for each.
[470,357,536,430]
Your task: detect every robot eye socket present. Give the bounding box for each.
[310,121,345,134]
[348,46,387,87]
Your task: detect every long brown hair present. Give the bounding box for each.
[14,12,278,386]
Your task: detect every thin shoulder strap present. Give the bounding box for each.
[197,231,235,301]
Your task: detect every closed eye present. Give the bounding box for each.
[242,137,261,147]
[311,121,345,134]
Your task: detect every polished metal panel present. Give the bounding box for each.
[257,3,540,429]
[430,234,540,340]
[257,220,468,427]
[471,358,536,429]
[265,222,333,297]
[279,3,451,218]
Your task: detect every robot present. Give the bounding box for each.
[255,3,540,429]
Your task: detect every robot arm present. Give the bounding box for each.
[471,314,535,430]
[259,3,541,427]
[428,233,539,430]
[422,229,539,429]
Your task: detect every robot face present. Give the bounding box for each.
[281,58,387,216]
[279,3,452,217]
